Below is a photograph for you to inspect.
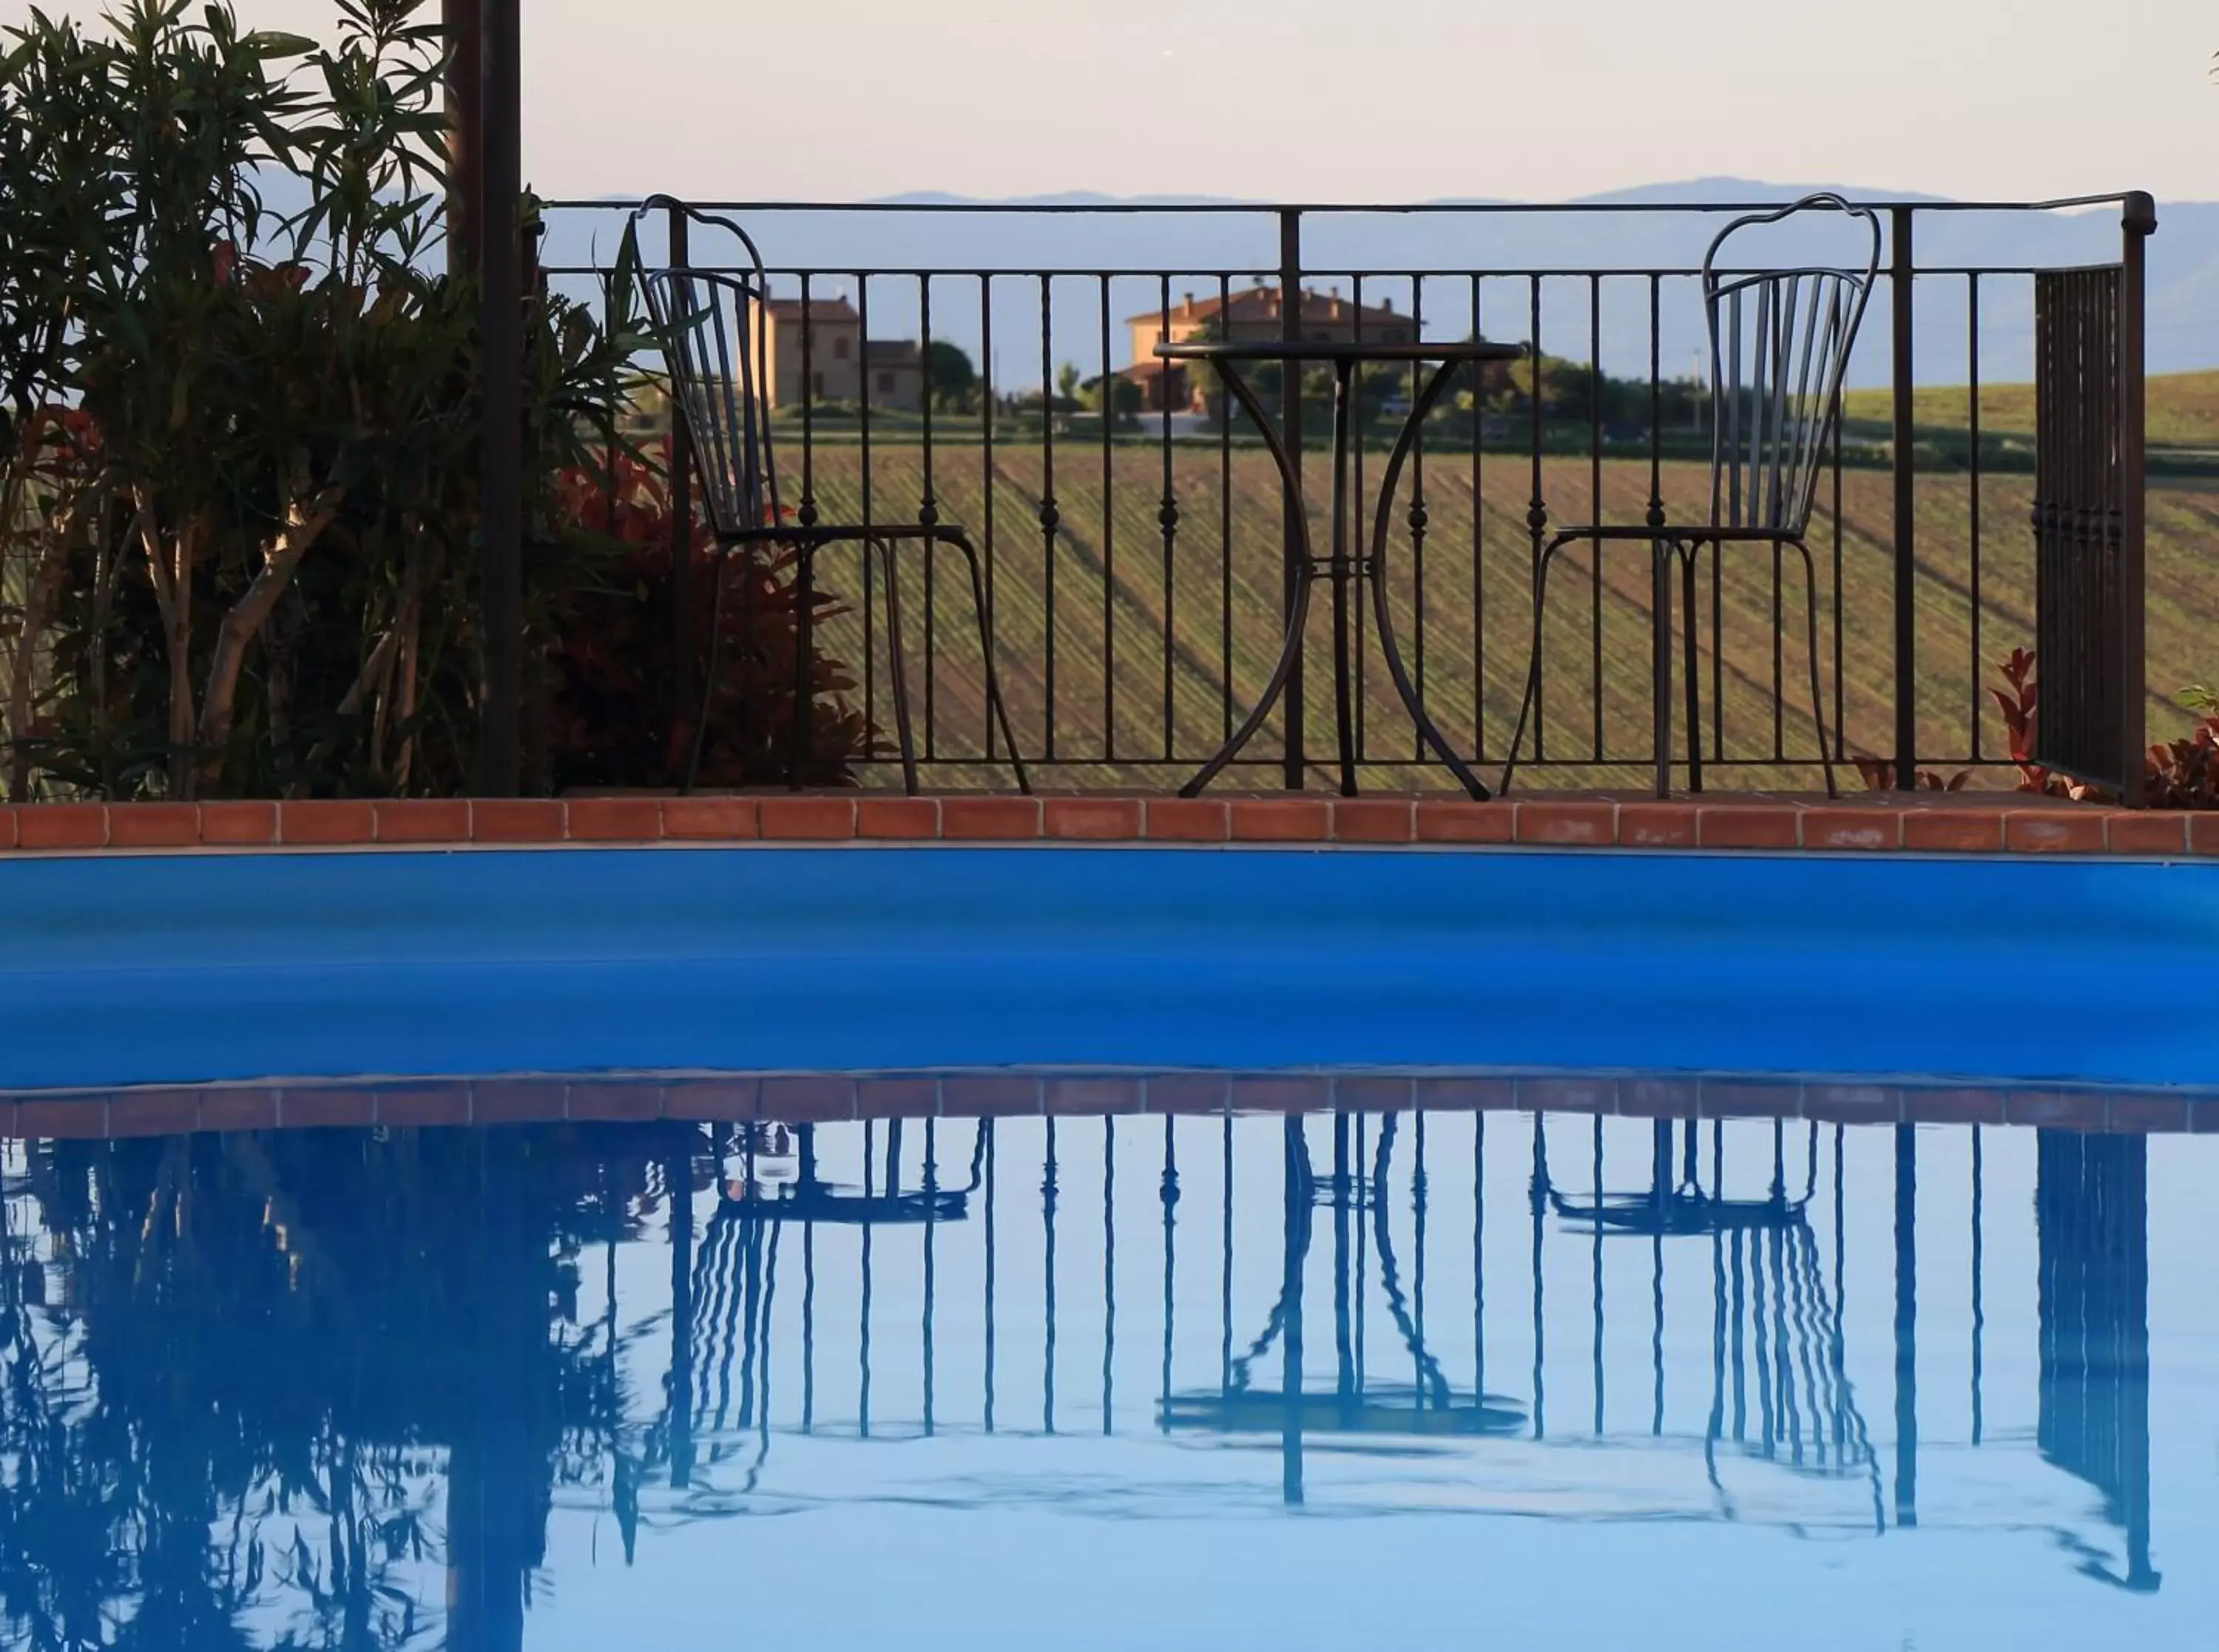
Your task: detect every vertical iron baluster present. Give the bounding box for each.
[919,274,939,762]
[1588,274,1604,762]
[1409,276,1430,765]
[1040,274,1060,761]
[1527,276,1549,761]
[798,273,817,527]
[1279,210,1306,789]
[1220,272,1236,745]
[1770,283,1787,762]
[1891,207,1917,788]
[858,274,877,745]
[1647,274,1675,784]
[1967,273,1983,762]
[981,274,999,762]
[1351,272,1368,762]
[1159,275,1179,764]
[1472,275,1486,759]
[1099,273,1117,763]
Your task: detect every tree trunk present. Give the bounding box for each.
[196,487,342,788]
[133,492,200,798]
[4,493,75,802]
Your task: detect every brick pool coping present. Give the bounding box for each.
[3,1071,2212,1141]
[1,792,2215,856]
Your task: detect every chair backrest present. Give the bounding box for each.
[629,199,783,539]
[1702,193,1882,536]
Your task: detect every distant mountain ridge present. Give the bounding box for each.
[534,178,2212,391]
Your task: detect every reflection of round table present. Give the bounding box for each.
[1155,338,1526,798]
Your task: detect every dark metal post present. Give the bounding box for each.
[475,0,523,796]
[667,203,696,739]
[442,0,481,275]
[1278,210,1306,790]
[1893,1122,1917,1528]
[1280,1117,1306,1505]
[2117,193,2155,804]
[1889,207,1916,790]
[665,1134,695,1487]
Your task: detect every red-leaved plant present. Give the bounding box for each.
[1988,646,2101,800]
[544,444,879,791]
[2146,685,2219,808]
[1857,649,2218,808]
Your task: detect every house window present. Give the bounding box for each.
[878,372,895,393]
[812,371,825,397]
[833,336,850,360]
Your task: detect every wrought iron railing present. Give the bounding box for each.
[541,193,2159,793]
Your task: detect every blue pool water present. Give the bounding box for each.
[2,845,2216,1088]
[2,1103,2212,1650]
[3,842,2215,1647]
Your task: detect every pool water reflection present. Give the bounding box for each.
[2,1105,2212,1648]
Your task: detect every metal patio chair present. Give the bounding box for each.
[629,199,1028,795]
[1499,192,1882,798]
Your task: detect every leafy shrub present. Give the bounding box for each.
[1855,650,2218,808]
[1,1,636,801]
[543,447,877,791]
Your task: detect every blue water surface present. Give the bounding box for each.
[3,1104,2211,1650]
[1,845,2216,1087]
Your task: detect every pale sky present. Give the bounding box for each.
[7,0,2213,203]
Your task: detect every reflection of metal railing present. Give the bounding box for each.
[1,1106,2170,1648]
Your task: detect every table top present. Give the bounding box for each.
[1155,338,1526,365]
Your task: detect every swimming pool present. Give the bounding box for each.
[2,1100,2210,1649]
[3,833,2215,1648]
[2,843,2215,1089]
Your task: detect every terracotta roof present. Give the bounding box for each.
[764,297,859,321]
[1125,285,1407,328]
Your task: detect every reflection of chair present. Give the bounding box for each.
[1550,1188,1803,1236]
[1500,192,1880,798]
[1550,1117,1811,1236]
[717,1120,982,1226]
[629,198,1029,796]
[1161,1388,1523,1438]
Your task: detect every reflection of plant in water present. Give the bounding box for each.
[0,1128,659,1651]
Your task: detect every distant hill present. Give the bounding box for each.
[1844,369,2219,456]
[537,179,2218,395]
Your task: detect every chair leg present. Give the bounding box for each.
[1498,535,1575,797]
[945,533,1031,795]
[1791,540,1837,799]
[684,549,732,796]
[874,541,922,796]
[1681,541,1703,796]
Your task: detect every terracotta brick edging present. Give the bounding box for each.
[0,793,2212,859]
[7,1070,2214,1140]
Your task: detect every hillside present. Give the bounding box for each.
[774,441,2215,792]
[1843,369,2219,455]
